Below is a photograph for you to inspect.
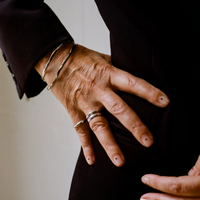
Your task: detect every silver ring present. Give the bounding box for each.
[74,110,102,128]
[86,110,102,120]
[73,119,87,128]
[86,111,99,120]
[87,112,102,123]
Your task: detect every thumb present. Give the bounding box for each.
[188,155,200,176]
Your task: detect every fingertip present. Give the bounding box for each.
[86,156,95,165]
[158,94,170,107]
[141,133,154,147]
[141,174,159,185]
[113,154,125,167]
[140,194,149,200]
[141,175,149,185]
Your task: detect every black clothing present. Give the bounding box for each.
[0,0,199,199]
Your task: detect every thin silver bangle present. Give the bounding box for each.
[41,40,69,81]
[47,43,76,90]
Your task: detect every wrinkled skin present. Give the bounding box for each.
[35,42,169,167]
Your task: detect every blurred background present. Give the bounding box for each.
[0,0,110,199]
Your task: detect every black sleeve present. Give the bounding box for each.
[0,0,73,99]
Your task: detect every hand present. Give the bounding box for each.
[35,42,170,167]
[141,155,200,200]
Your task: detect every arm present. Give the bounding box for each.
[0,0,73,98]
[1,0,170,167]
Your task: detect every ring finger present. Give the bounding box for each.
[86,111,125,167]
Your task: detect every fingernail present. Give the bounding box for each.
[113,155,124,167]
[158,95,169,106]
[86,156,94,165]
[141,176,149,185]
[141,134,153,147]
[140,194,149,200]
[188,166,198,176]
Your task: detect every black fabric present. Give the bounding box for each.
[0,0,200,199]
[69,42,200,199]
[69,0,200,199]
[0,0,73,98]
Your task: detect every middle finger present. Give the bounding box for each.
[85,109,125,167]
[99,89,153,147]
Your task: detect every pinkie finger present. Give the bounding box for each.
[73,114,95,165]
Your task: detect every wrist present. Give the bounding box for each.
[34,40,74,86]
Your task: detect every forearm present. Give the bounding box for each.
[0,0,73,98]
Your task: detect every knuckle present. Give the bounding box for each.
[110,101,127,115]
[104,142,115,152]
[91,120,108,132]
[76,129,87,137]
[131,122,143,132]
[146,87,157,100]
[74,87,83,100]
[91,62,111,82]
[169,179,183,194]
[127,76,136,88]
[70,84,87,107]
[82,143,91,151]
[86,74,96,88]
[73,85,93,107]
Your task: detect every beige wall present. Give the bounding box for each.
[0,0,110,199]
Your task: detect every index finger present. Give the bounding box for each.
[110,67,170,107]
[141,174,200,196]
